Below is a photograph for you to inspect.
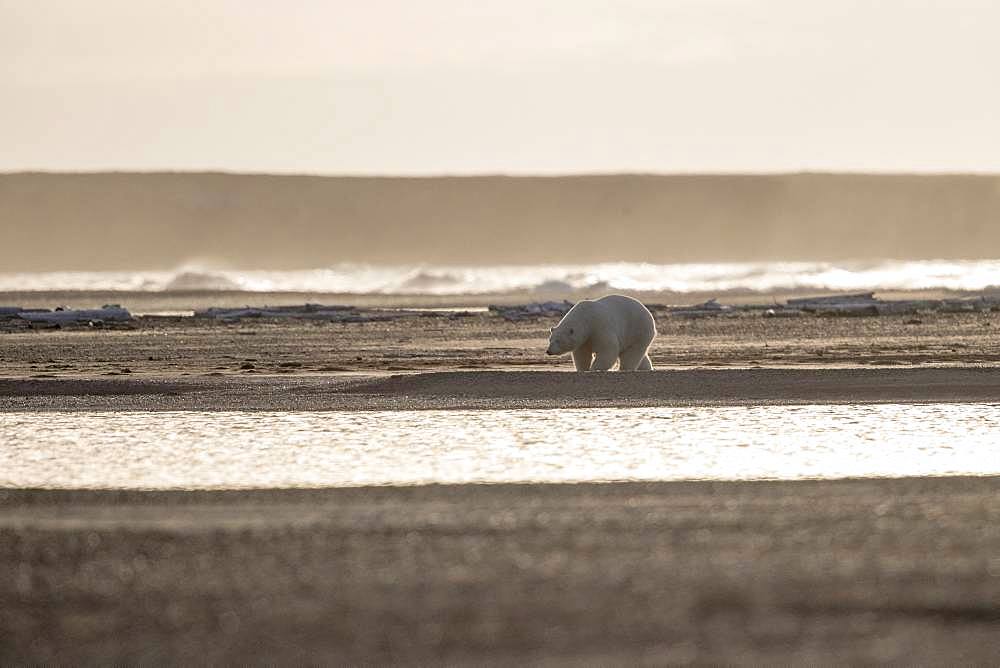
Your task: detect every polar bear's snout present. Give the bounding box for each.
[545,327,559,355]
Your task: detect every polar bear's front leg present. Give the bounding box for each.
[590,345,620,372]
[572,341,593,371]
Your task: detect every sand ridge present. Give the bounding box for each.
[2,367,1000,412]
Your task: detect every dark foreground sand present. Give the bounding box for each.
[4,478,1000,664]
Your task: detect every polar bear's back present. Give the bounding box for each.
[591,294,656,348]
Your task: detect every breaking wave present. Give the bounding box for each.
[1,260,999,295]
[161,271,243,291]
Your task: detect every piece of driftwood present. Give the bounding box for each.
[786,292,877,307]
[667,298,736,318]
[786,293,880,315]
[195,304,360,320]
[191,304,468,322]
[17,305,133,323]
[678,292,1000,318]
[763,308,805,318]
[781,293,997,316]
[488,301,574,321]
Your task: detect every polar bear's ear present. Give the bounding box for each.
[549,327,554,332]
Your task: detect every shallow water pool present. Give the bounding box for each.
[2,404,998,489]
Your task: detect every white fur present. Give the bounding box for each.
[546,295,656,371]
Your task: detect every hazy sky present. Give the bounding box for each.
[3,0,999,174]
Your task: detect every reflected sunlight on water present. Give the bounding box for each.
[2,404,998,489]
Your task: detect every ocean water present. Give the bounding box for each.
[2,403,998,489]
[2,259,1000,295]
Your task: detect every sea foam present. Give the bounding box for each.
[1,260,999,295]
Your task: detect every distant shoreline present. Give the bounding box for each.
[4,171,1000,269]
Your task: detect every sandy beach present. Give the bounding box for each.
[2,302,999,408]
[2,299,998,376]
[3,303,1000,662]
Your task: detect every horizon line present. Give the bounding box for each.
[4,168,1000,179]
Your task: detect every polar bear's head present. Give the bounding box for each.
[546,304,589,355]
[546,325,577,356]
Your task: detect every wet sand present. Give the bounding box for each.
[3,308,1000,662]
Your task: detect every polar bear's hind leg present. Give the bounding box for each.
[618,345,651,371]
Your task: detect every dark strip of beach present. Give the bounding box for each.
[2,367,999,411]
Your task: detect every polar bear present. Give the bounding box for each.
[546,295,656,371]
